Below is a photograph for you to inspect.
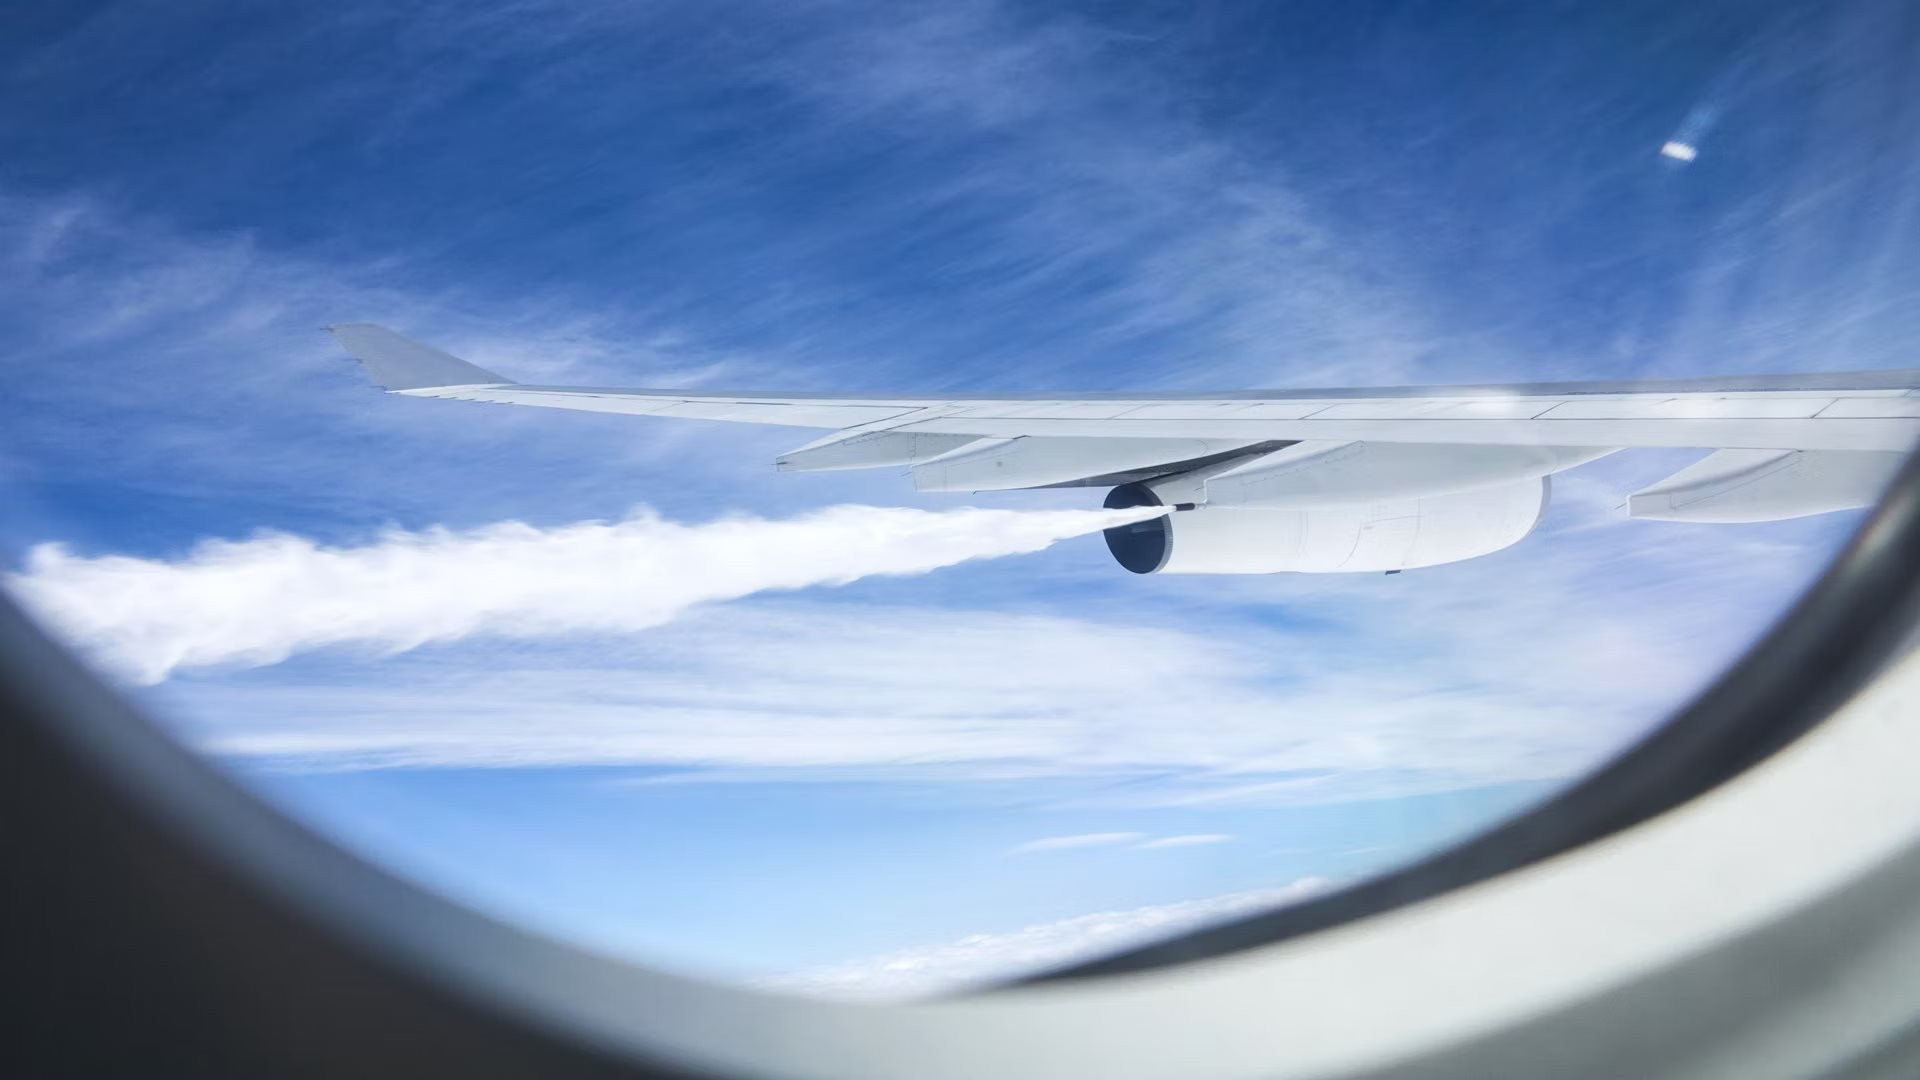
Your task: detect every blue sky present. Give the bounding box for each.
[2,0,1915,991]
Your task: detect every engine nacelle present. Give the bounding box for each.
[1102,478,1548,574]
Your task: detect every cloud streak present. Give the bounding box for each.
[1138,834,1232,849]
[8,503,1165,685]
[1008,833,1146,854]
[1009,833,1234,854]
[764,878,1333,999]
[151,598,1629,788]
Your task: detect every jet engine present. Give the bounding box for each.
[1102,477,1548,574]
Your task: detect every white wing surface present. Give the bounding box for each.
[331,324,1919,573]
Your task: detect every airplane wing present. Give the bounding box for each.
[330,323,1920,573]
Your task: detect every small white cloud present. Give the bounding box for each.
[1008,832,1146,854]
[1660,140,1698,162]
[1137,834,1232,849]
[766,878,1335,999]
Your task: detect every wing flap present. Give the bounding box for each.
[1628,449,1908,522]
[775,430,981,472]
[911,437,1257,492]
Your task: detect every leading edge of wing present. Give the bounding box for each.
[330,325,1920,402]
[450,366,1920,448]
[491,367,1920,403]
[331,325,1920,449]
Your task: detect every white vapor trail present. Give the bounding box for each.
[9,504,1167,685]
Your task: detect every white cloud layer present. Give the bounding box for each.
[1009,833,1147,854]
[764,878,1333,999]
[1009,833,1233,854]
[1138,834,1232,849]
[154,596,1617,790]
[8,503,1164,685]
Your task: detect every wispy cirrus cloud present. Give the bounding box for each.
[764,877,1333,999]
[750,0,1456,390]
[1138,834,1232,849]
[1009,833,1232,854]
[0,188,828,535]
[1008,833,1147,854]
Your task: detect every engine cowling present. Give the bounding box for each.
[1102,478,1549,574]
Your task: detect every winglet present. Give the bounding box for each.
[326,324,513,391]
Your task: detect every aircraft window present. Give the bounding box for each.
[2,0,1916,1004]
